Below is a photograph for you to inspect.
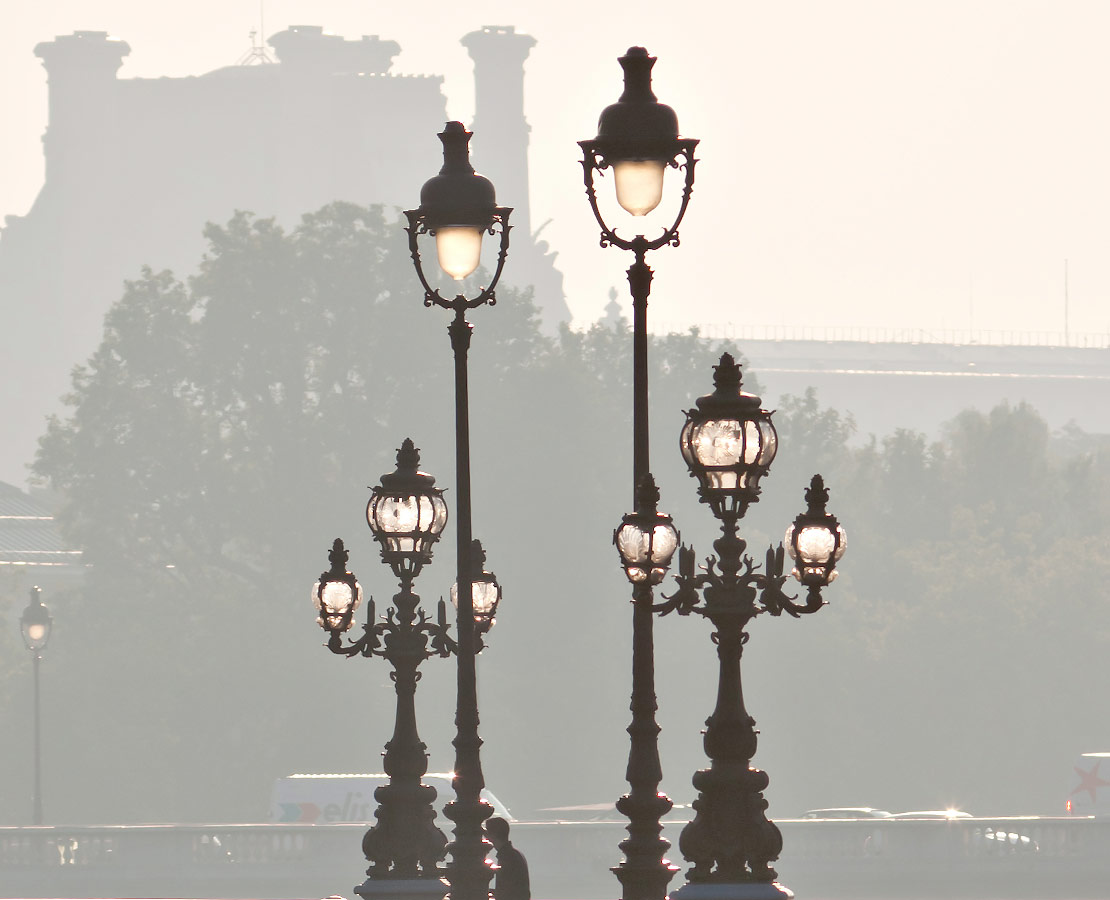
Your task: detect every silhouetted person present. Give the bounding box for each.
[485,816,530,900]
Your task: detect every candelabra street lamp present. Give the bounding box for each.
[663,354,846,900]
[20,586,52,827]
[405,121,511,900]
[311,442,500,900]
[581,47,697,900]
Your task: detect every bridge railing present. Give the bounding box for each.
[0,817,1107,900]
[647,322,1110,349]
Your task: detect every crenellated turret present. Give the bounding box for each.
[34,32,130,187]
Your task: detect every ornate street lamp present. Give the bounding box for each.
[405,122,512,900]
[664,355,846,900]
[581,47,697,900]
[312,440,458,900]
[580,45,698,495]
[20,586,52,827]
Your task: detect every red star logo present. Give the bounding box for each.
[1070,760,1110,804]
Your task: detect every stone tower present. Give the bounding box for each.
[460,26,537,239]
[461,26,569,331]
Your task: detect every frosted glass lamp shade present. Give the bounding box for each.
[435,226,483,280]
[613,160,666,216]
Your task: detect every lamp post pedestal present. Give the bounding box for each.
[355,877,451,900]
[670,882,795,900]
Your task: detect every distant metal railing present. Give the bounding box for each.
[647,322,1110,349]
[0,817,1108,899]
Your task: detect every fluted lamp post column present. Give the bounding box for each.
[405,121,512,900]
[663,354,847,900]
[311,439,453,900]
[580,47,698,900]
[20,587,52,828]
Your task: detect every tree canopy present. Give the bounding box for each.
[9,200,1110,828]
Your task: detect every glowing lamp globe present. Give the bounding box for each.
[312,539,363,633]
[411,122,498,281]
[367,439,448,579]
[614,475,680,585]
[786,475,846,587]
[680,353,777,521]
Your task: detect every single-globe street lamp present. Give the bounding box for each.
[20,586,52,827]
[581,46,697,900]
[312,440,500,900]
[404,121,511,900]
[579,46,698,498]
[663,354,846,900]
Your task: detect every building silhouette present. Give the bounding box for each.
[0,24,568,486]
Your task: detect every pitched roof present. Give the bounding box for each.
[0,482,83,567]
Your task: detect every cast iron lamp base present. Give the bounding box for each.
[355,875,450,900]
[670,881,795,900]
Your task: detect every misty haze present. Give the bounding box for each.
[2,4,1110,900]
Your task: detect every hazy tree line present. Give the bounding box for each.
[2,201,1109,826]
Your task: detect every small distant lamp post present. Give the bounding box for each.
[664,354,846,900]
[20,587,52,827]
[312,439,455,900]
[405,121,512,900]
[581,46,697,900]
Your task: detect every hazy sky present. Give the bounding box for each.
[3,0,1109,335]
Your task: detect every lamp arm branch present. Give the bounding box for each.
[326,619,384,658]
[403,212,442,309]
[578,142,699,253]
[405,211,512,313]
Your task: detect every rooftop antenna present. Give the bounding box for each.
[968,270,975,343]
[237,0,274,65]
[1064,258,1070,346]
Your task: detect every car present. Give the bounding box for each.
[889,809,1037,853]
[801,807,892,819]
[888,809,972,819]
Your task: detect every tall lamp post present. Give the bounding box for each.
[20,586,52,827]
[404,121,511,900]
[580,47,697,900]
[664,354,846,900]
[311,440,499,900]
